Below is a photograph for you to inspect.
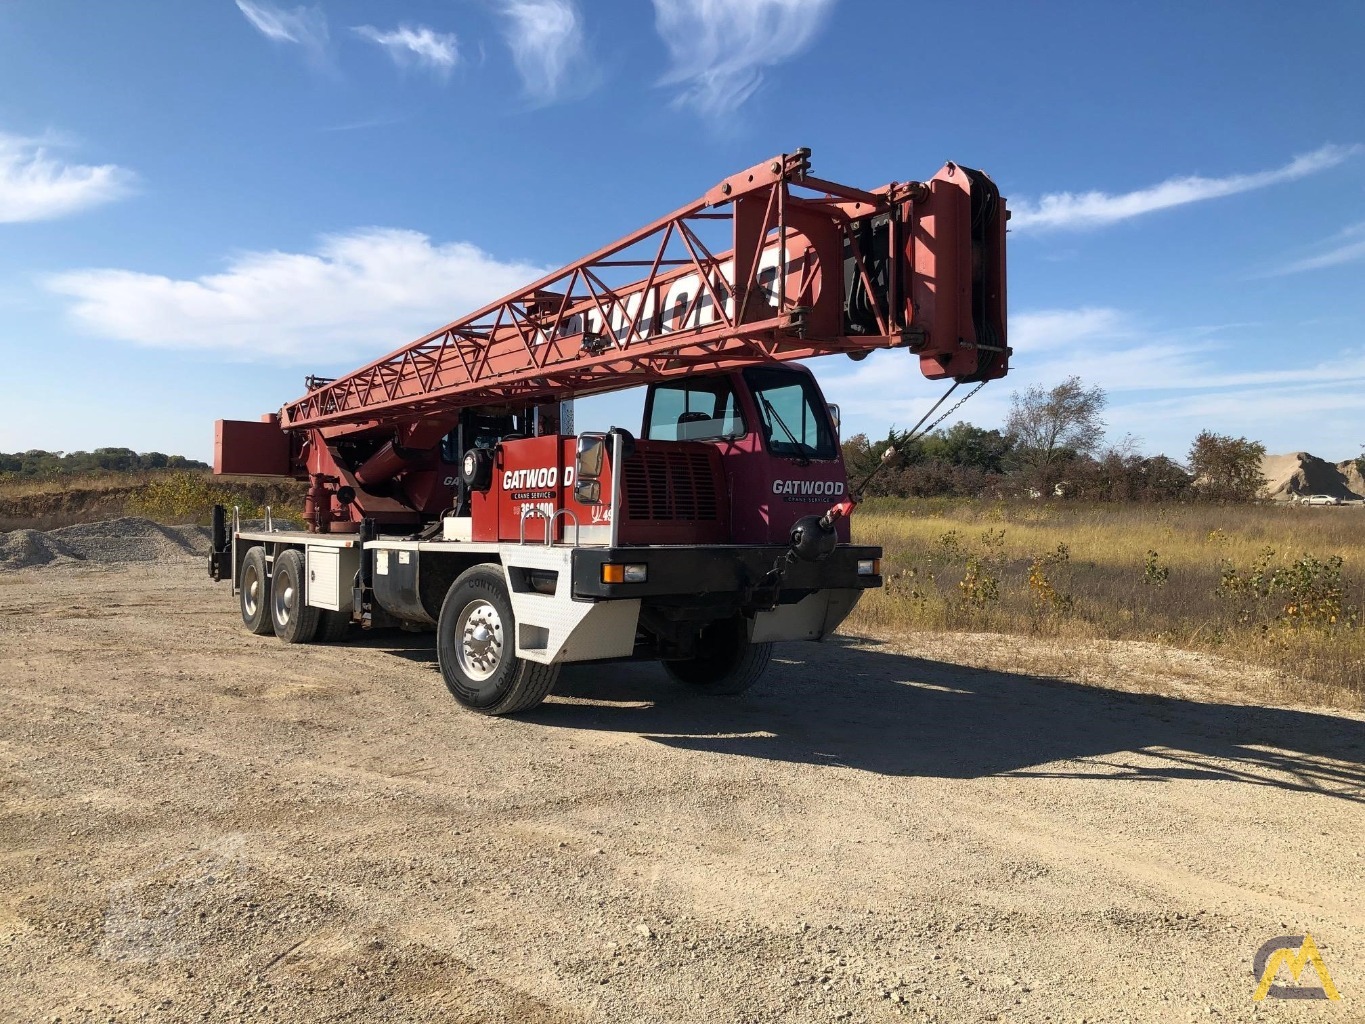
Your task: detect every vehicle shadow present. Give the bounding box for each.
[518,637,1365,801]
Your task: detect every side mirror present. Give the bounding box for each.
[575,478,602,504]
[827,403,841,441]
[574,432,607,505]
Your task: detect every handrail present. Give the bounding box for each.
[518,506,581,546]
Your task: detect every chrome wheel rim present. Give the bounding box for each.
[243,566,262,618]
[273,573,294,628]
[457,599,503,682]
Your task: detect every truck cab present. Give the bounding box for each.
[640,364,850,546]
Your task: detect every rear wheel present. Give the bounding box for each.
[239,547,273,636]
[664,617,771,695]
[436,564,559,715]
[270,549,319,644]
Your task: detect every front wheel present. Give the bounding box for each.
[436,564,559,715]
[663,617,772,696]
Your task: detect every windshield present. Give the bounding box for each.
[743,366,838,460]
[643,377,747,441]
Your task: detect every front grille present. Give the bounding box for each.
[622,449,720,521]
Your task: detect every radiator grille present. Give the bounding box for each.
[622,449,720,521]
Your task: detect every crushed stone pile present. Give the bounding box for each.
[1260,451,1363,501]
[0,517,211,572]
[0,530,84,571]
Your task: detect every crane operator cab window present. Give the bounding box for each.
[643,377,747,442]
[743,366,838,460]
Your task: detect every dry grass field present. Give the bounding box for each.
[849,499,1365,710]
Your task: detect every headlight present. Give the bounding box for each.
[857,558,881,576]
[601,563,648,584]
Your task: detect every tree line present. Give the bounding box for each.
[842,376,1268,502]
[0,448,209,478]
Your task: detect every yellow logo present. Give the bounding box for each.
[1252,933,1341,1001]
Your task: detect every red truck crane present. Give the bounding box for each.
[210,149,1008,715]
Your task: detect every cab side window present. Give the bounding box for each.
[644,379,747,441]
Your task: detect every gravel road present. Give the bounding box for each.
[1,556,1362,1023]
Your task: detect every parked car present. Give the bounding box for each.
[1300,494,1343,506]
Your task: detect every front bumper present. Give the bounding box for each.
[571,544,882,603]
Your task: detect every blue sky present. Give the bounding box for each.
[1,0,1362,464]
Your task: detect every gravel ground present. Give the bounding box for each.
[1,545,1363,1023]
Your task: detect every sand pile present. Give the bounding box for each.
[1339,458,1365,497]
[0,517,210,572]
[1260,452,1362,500]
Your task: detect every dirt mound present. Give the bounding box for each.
[1339,457,1365,497]
[1260,451,1362,500]
[0,485,142,532]
[0,517,210,571]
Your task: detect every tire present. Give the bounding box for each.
[270,549,319,644]
[436,564,559,716]
[315,609,352,643]
[239,547,274,635]
[664,616,772,696]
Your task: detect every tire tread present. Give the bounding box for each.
[272,549,319,644]
[240,547,273,636]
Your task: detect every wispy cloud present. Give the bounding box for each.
[1010,308,1123,353]
[234,1,328,64]
[353,24,458,77]
[0,131,134,223]
[1273,221,1365,275]
[652,0,836,118]
[497,1,591,104]
[319,115,410,134]
[1011,144,1361,232]
[48,229,546,361]
[816,307,1365,456]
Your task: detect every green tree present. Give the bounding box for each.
[918,422,1015,473]
[1005,376,1107,491]
[1188,431,1266,502]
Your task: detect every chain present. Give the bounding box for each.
[905,380,988,445]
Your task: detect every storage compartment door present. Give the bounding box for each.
[306,546,359,612]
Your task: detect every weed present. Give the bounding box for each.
[957,554,1000,610]
[1143,550,1169,587]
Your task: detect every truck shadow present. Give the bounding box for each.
[520,638,1365,801]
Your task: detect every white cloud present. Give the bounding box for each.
[1105,382,1365,460]
[652,0,836,117]
[353,24,458,76]
[1010,307,1123,353]
[0,131,134,223]
[1011,144,1360,232]
[1273,221,1365,275]
[235,1,328,62]
[48,229,547,362]
[814,308,1365,457]
[498,0,590,103]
